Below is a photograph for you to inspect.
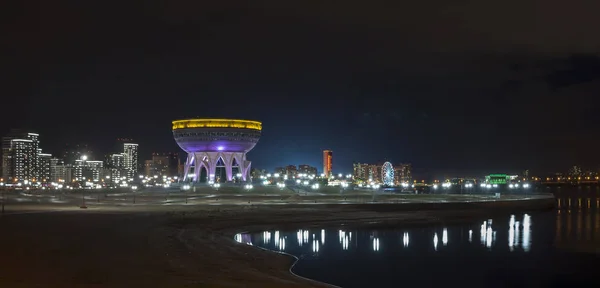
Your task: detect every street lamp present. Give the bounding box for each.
[131,185,138,204]
[1,182,5,214]
[80,155,88,209]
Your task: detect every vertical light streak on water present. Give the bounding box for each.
[522,214,531,252]
[509,215,515,251]
[442,228,448,246]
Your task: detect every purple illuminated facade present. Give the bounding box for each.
[172,119,262,183]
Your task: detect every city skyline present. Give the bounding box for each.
[3,127,599,182]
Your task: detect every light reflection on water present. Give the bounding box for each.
[234,193,600,287]
[235,214,536,255]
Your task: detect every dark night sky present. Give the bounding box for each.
[2,1,600,178]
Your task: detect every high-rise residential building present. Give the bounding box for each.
[145,153,180,177]
[352,162,411,185]
[109,153,125,169]
[323,150,333,177]
[50,158,72,183]
[5,139,34,182]
[123,143,138,178]
[104,153,126,181]
[367,164,381,183]
[394,163,412,185]
[353,163,369,181]
[39,152,52,183]
[144,160,154,176]
[28,133,40,179]
[1,130,46,183]
[284,165,298,177]
[274,167,286,175]
[74,159,103,182]
[298,164,317,176]
[167,153,180,176]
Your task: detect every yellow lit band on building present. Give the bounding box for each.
[172,119,262,131]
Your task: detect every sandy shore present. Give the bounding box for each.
[0,196,555,287]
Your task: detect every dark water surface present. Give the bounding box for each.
[236,188,600,287]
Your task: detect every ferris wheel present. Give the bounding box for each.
[382,162,394,186]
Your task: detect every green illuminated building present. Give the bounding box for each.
[485,174,510,185]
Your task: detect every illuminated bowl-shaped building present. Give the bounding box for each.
[172,119,262,183]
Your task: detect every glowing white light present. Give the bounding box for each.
[274,173,280,178]
[514,183,519,188]
[321,229,325,244]
[433,233,438,251]
[514,221,521,248]
[312,239,319,253]
[433,184,438,189]
[493,184,498,188]
[509,215,515,251]
[480,221,487,244]
[522,214,531,252]
[244,184,253,190]
[279,238,286,251]
[486,227,493,248]
[263,180,269,185]
[442,228,448,246]
[468,229,472,242]
[523,183,530,188]
[509,184,514,188]
[297,230,303,246]
[263,231,271,244]
[403,232,409,247]
[373,237,380,251]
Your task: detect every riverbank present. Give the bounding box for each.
[172,195,555,287]
[0,195,554,287]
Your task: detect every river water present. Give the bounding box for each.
[236,188,600,287]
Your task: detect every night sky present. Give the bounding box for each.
[3,1,600,178]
